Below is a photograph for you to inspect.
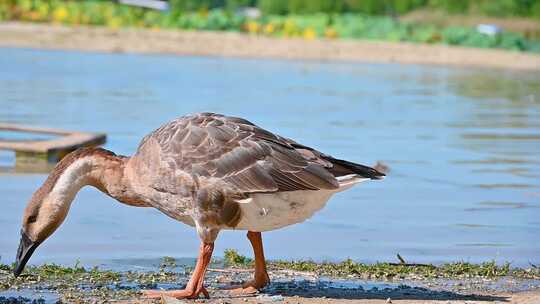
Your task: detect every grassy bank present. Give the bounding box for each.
[1,1,540,53]
[2,251,539,289]
[2,22,538,71]
[223,250,540,280]
[1,252,539,302]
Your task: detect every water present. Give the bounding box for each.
[0,48,538,269]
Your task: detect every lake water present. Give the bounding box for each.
[0,48,538,269]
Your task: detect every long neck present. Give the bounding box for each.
[45,148,141,207]
[21,148,143,244]
[16,148,143,274]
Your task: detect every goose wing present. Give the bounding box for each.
[135,113,340,194]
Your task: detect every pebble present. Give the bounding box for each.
[256,295,284,302]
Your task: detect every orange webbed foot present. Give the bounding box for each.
[227,273,270,295]
[142,286,209,299]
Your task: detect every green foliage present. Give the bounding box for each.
[475,0,519,17]
[336,0,427,15]
[342,0,387,15]
[0,0,538,52]
[429,0,469,14]
[225,0,256,11]
[258,0,288,15]
[428,0,540,17]
[533,1,540,17]
[442,26,530,51]
[260,0,540,17]
[223,249,253,266]
[170,0,223,11]
[3,0,540,19]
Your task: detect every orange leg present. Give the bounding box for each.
[143,243,214,299]
[231,231,270,294]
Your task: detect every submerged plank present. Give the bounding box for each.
[0,123,106,172]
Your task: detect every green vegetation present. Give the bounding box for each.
[1,0,539,52]
[256,0,540,17]
[0,261,181,302]
[159,256,177,269]
[224,249,540,280]
[224,248,254,266]
[270,259,516,279]
[0,254,539,302]
[150,0,540,18]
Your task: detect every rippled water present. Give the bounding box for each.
[0,48,538,268]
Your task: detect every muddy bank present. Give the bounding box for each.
[1,269,539,303]
[1,258,539,304]
[0,22,539,70]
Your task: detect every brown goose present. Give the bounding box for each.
[14,112,384,299]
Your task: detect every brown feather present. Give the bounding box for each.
[134,113,381,195]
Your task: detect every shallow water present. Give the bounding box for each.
[0,48,539,268]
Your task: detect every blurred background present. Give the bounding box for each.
[2,0,540,51]
[0,0,539,271]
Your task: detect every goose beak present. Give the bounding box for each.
[14,230,39,277]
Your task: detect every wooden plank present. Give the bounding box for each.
[0,124,107,172]
[0,123,73,135]
[0,124,106,153]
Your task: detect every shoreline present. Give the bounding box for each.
[1,260,540,303]
[0,21,539,70]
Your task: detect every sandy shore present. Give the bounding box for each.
[116,290,540,304]
[3,263,540,304]
[154,290,540,304]
[0,22,539,70]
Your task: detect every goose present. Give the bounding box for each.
[14,112,384,299]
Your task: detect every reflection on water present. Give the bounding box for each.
[449,71,539,102]
[465,201,539,212]
[0,48,538,268]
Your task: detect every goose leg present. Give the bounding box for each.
[231,231,270,294]
[143,242,214,299]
